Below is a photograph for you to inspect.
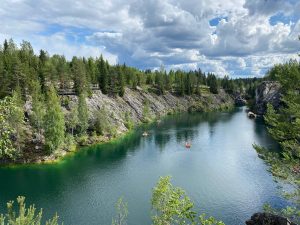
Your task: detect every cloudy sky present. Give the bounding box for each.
[1,0,300,77]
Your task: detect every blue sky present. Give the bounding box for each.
[0,0,300,77]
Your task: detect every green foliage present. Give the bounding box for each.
[71,57,88,95]
[254,56,300,223]
[0,38,259,101]
[76,134,89,146]
[264,60,300,158]
[152,176,196,225]
[142,100,151,123]
[98,55,108,94]
[30,81,45,137]
[63,133,76,152]
[0,97,16,160]
[123,112,134,130]
[0,38,260,158]
[44,85,65,153]
[112,197,128,225]
[151,176,225,225]
[0,196,61,225]
[263,204,300,224]
[206,74,219,94]
[0,88,25,160]
[92,107,112,135]
[8,88,25,152]
[65,103,78,135]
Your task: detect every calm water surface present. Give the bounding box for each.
[0,107,286,225]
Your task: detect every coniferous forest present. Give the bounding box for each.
[0,39,261,162]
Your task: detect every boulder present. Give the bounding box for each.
[255,81,281,115]
[246,213,297,225]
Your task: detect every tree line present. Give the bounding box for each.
[0,39,259,99]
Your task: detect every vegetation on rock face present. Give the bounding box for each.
[0,97,19,160]
[44,85,65,153]
[254,54,300,223]
[77,93,89,135]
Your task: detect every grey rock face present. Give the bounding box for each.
[246,213,297,225]
[235,95,247,106]
[74,88,233,135]
[255,81,281,115]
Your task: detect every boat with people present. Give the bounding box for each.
[185,142,191,148]
[142,132,149,137]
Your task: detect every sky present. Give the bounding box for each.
[0,0,300,77]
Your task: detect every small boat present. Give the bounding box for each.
[247,111,257,119]
[185,142,191,148]
[142,132,149,137]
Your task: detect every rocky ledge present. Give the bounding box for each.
[246,213,297,225]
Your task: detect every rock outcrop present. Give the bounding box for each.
[246,212,297,225]
[20,87,233,164]
[67,87,234,135]
[255,81,281,115]
[235,95,247,106]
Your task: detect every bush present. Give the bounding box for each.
[152,176,225,225]
[76,134,89,146]
[63,134,76,152]
[124,112,134,130]
[93,108,110,135]
[0,196,62,225]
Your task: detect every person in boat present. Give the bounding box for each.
[185,142,191,148]
[142,131,149,137]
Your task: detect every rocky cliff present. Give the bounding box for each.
[21,87,233,163]
[246,212,297,225]
[255,81,281,115]
[68,87,234,135]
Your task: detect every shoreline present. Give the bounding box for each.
[1,103,235,168]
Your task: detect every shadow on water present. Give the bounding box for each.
[153,108,238,146]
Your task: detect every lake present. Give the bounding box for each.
[0,107,287,225]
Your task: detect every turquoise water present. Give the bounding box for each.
[0,107,286,224]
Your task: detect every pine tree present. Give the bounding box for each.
[30,81,45,139]
[66,103,78,136]
[0,196,61,225]
[207,73,219,94]
[71,57,87,95]
[38,49,48,92]
[0,97,16,160]
[118,65,125,97]
[265,60,300,158]
[9,87,25,153]
[44,85,65,153]
[98,55,108,94]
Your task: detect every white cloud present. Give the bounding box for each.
[31,33,118,64]
[0,0,299,77]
